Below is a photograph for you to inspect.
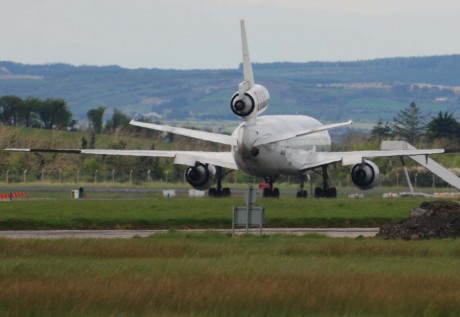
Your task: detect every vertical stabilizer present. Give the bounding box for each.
[240,19,254,93]
[231,20,270,121]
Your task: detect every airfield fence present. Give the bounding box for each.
[0,167,453,188]
[1,168,186,185]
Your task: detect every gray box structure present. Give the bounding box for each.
[232,206,265,236]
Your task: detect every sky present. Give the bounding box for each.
[2,0,460,70]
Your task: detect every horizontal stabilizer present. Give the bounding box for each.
[130,120,237,146]
[253,120,352,147]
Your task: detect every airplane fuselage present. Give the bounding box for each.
[232,115,331,177]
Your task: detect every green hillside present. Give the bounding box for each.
[1,56,460,123]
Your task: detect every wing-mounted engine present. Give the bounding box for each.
[185,162,216,190]
[230,84,269,119]
[351,160,380,190]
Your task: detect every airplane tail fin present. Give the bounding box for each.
[240,19,254,92]
[230,20,270,121]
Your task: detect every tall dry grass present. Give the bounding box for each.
[1,272,459,316]
[0,234,460,315]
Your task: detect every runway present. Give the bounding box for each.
[0,228,379,239]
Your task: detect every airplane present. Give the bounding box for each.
[5,20,447,198]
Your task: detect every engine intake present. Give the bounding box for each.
[185,162,216,190]
[231,84,269,119]
[351,160,380,190]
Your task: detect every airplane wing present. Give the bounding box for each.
[4,148,238,170]
[298,148,445,171]
[129,120,237,146]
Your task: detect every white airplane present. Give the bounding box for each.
[6,20,445,198]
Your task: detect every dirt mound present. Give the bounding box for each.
[377,200,460,240]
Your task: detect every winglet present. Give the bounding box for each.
[240,19,254,92]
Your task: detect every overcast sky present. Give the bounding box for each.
[2,0,460,69]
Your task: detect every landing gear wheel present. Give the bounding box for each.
[314,187,323,198]
[208,187,231,197]
[313,165,337,199]
[327,187,337,198]
[261,177,280,198]
[314,186,337,198]
[296,190,308,198]
[222,188,231,197]
[207,167,232,197]
[263,187,280,198]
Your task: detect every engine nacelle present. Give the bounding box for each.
[230,84,269,119]
[351,160,380,190]
[185,162,216,190]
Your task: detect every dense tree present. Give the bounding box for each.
[426,111,460,142]
[89,133,96,149]
[105,108,131,133]
[87,106,105,133]
[36,98,72,129]
[80,136,88,149]
[393,102,426,144]
[0,95,24,125]
[370,120,393,142]
[22,97,41,127]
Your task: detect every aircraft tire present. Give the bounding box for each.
[223,188,231,197]
[314,187,323,198]
[296,190,308,198]
[263,188,280,198]
[327,187,337,198]
[208,188,217,197]
[263,188,271,198]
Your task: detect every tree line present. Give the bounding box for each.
[2,95,459,148]
[370,102,460,146]
[0,95,135,134]
[0,96,73,129]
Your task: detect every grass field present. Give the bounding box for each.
[1,233,460,316]
[1,187,460,315]
[0,189,433,229]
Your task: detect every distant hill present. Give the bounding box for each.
[1,55,459,124]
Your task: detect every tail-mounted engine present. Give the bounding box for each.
[351,160,380,190]
[230,84,269,119]
[185,162,216,190]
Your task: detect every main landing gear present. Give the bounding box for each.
[296,174,308,198]
[261,177,280,198]
[208,167,231,197]
[314,165,337,198]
